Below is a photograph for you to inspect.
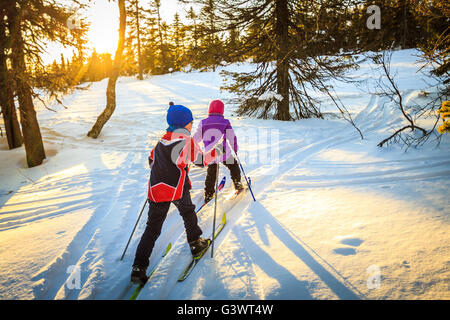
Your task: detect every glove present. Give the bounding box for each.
[214,145,224,159]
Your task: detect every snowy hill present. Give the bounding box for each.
[0,49,449,300]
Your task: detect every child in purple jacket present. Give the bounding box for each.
[193,99,243,203]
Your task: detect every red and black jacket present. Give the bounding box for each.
[148,129,217,203]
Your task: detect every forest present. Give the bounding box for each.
[0,0,448,167]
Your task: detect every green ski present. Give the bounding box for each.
[129,242,172,300]
[177,213,227,282]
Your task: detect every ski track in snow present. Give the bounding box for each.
[30,133,143,299]
[158,123,372,299]
[141,111,448,300]
[0,49,449,300]
[27,84,212,299]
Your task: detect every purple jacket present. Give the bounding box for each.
[193,114,238,163]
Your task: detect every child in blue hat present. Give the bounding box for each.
[131,104,218,285]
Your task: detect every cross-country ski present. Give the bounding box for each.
[177,213,227,282]
[129,242,172,300]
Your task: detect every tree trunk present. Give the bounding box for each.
[0,62,23,150]
[135,1,143,80]
[0,9,22,149]
[87,0,126,139]
[8,6,45,167]
[274,0,290,121]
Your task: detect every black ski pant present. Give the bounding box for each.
[133,185,202,269]
[205,156,241,196]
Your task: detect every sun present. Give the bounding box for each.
[85,0,185,56]
[87,0,119,55]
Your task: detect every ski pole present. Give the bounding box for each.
[235,152,256,202]
[210,157,220,258]
[227,141,256,202]
[120,198,148,261]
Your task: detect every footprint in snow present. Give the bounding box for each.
[333,237,364,256]
[333,248,356,256]
[340,238,364,247]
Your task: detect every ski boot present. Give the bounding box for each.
[130,265,148,286]
[189,237,210,259]
[234,181,244,191]
[233,180,244,194]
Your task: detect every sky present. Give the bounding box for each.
[86,0,184,54]
[42,0,186,65]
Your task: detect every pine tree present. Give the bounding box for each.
[86,49,100,81]
[3,0,86,166]
[196,0,224,71]
[209,0,359,122]
[146,0,172,74]
[346,0,427,52]
[135,0,143,79]
[7,2,46,166]
[414,0,449,84]
[125,0,145,79]
[99,53,113,80]
[60,53,66,72]
[171,12,186,72]
[224,25,242,63]
[185,6,202,70]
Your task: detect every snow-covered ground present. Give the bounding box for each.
[0,49,449,300]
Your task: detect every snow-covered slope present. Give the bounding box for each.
[0,49,449,300]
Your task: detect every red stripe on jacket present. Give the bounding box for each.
[148,131,217,202]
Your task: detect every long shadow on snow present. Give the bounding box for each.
[247,201,362,300]
[237,226,313,299]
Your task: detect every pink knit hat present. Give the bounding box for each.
[208,99,225,115]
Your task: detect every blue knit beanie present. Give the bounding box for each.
[166,104,194,132]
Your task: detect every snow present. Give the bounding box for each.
[0,49,449,300]
[258,91,284,102]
